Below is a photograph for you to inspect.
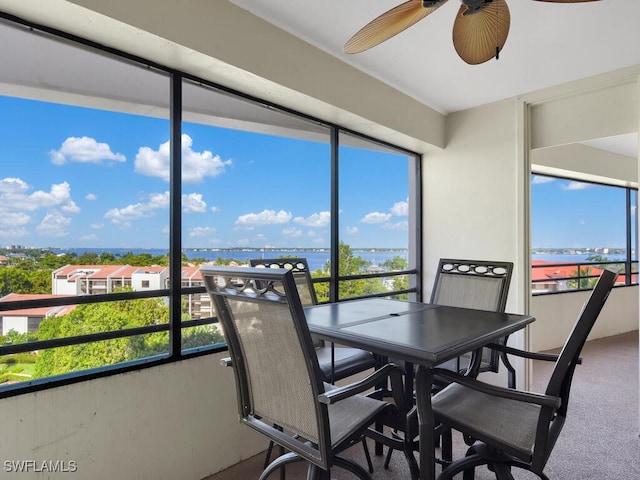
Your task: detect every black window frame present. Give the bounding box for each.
[531,173,638,295]
[0,12,422,398]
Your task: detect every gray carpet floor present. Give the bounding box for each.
[206,330,639,479]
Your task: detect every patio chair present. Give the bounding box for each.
[249,258,378,475]
[201,266,409,480]
[429,258,514,384]
[431,268,617,480]
[249,258,376,383]
[384,259,515,468]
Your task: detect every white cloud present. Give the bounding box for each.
[0,180,79,213]
[383,221,409,231]
[36,210,71,237]
[210,206,219,213]
[79,234,98,241]
[0,178,29,194]
[361,212,392,224]
[104,191,210,227]
[0,227,29,238]
[532,175,555,185]
[345,226,358,235]
[0,179,81,238]
[104,192,169,227]
[135,134,231,183]
[0,212,30,237]
[390,200,408,216]
[29,182,77,211]
[562,181,591,191]
[50,136,126,165]
[282,227,303,238]
[86,193,97,201]
[235,209,292,228]
[182,193,207,213]
[294,211,330,227]
[90,223,104,229]
[147,192,171,209]
[189,226,217,237]
[104,203,149,227]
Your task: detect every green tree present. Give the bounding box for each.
[28,269,52,294]
[119,252,168,266]
[181,325,225,349]
[314,242,388,302]
[33,293,170,377]
[392,275,410,300]
[0,267,34,296]
[381,256,408,271]
[567,266,598,289]
[1,329,38,345]
[39,253,76,270]
[76,252,101,264]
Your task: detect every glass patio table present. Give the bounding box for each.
[304,297,535,480]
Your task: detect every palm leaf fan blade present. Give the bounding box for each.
[453,0,510,65]
[344,0,448,54]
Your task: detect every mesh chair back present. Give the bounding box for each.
[546,268,617,412]
[249,258,322,348]
[249,258,318,306]
[201,266,331,468]
[430,259,513,372]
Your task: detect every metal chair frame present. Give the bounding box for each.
[201,266,408,480]
[432,268,617,480]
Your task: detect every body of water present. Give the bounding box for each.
[532,253,627,264]
[50,248,408,272]
[49,248,629,271]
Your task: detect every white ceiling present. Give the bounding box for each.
[228,0,640,116]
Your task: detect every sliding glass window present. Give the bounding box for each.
[0,14,421,396]
[531,174,637,293]
[337,132,419,301]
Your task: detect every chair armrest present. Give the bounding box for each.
[220,357,233,367]
[486,343,582,365]
[318,363,408,411]
[432,368,561,408]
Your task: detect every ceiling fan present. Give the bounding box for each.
[343,0,601,65]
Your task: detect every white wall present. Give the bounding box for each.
[424,99,524,310]
[530,286,639,352]
[1,315,28,335]
[1,353,267,480]
[423,99,530,388]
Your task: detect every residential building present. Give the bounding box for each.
[0,293,76,335]
[52,264,169,295]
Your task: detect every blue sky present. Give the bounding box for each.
[531,175,631,249]
[0,96,410,249]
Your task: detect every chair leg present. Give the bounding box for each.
[263,425,286,480]
[334,454,373,480]
[305,464,331,480]
[438,453,486,480]
[441,427,452,463]
[361,437,374,473]
[492,462,516,480]
[263,440,275,469]
[260,452,303,480]
[383,444,394,469]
